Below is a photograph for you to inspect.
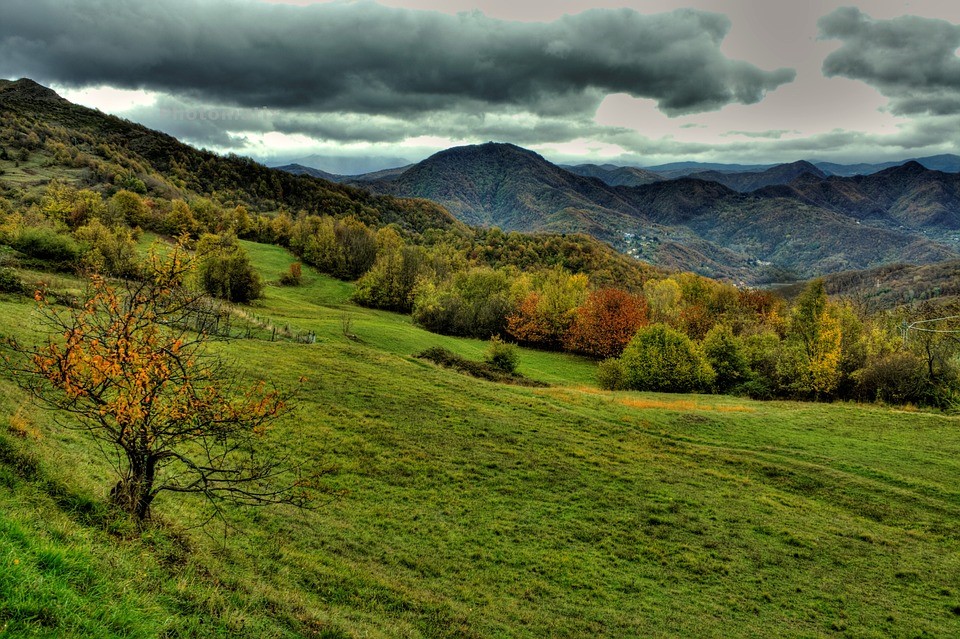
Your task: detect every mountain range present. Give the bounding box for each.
[281,153,960,183]
[326,142,960,283]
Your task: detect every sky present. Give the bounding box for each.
[2,0,960,172]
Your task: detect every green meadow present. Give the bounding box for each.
[1,240,959,638]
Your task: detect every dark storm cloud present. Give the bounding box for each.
[819,7,960,116]
[0,0,793,118]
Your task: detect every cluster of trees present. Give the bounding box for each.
[599,281,960,407]
[270,207,960,406]
[0,181,263,303]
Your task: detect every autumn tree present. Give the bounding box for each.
[564,288,648,359]
[506,267,588,348]
[783,279,843,398]
[4,247,306,524]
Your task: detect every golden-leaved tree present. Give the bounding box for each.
[4,245,309,524]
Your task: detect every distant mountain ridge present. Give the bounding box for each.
[266,153,411,176]
[755,161,960,230]
[686,161,827,192]
[562,163,665,187]
[360,142,960,283]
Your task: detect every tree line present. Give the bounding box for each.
[1,179,957,408]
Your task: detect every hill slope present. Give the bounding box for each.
[0,78,458,235]
[758,162,960,231]
[2,242,960,637]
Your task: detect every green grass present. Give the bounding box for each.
[0,152,87,187]
[0,240,959,637]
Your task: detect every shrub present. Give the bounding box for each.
[279,262,302,286]
[596,358,626,390]
[484,336,519,373]
[0,267,26,294]
[415,347,544,387]
[619,323,715,392]
[74,219,141,278]
[196,233,263,304]
[855,351,932,406]
[13,227,82,266]
[732,379,775,401]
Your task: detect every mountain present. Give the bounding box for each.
[813,154,960,177]
[686,161,827,192]
[266,153,411,175]
[758,162,960,231]
[366,142,958,282]
[563,163,665,187]
[274,163,344,182]
[641,161,776,179]
[368,142,647,239]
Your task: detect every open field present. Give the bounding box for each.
[1,241,959,638]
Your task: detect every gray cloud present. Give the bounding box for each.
[0,0,793,118]
[819,7,960,116]
[720,129,798,139]
[124,93,634,149]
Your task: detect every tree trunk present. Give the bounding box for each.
[110,452,157,524]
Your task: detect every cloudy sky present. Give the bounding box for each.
[2,0,960,172]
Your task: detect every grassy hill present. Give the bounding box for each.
[2,240,960,637]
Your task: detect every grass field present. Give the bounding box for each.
[1,241,959,638]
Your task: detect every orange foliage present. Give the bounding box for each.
[506,291,552,345]
[15,247,296,522]
[563,288,648,358]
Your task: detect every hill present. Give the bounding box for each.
[0,78,458,235]
[2,241,960,637]
[775,259,960,310]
